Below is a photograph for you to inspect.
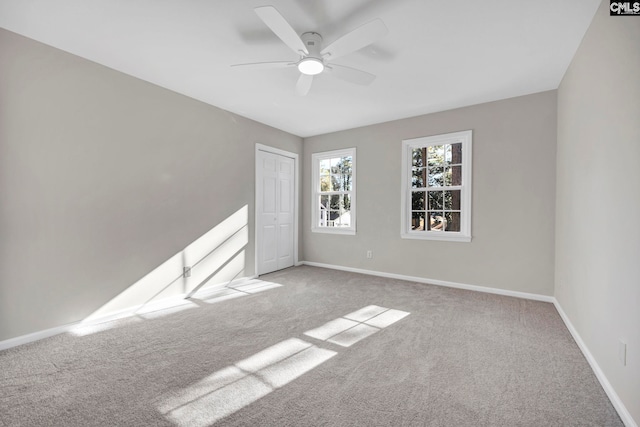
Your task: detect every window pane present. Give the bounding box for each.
[445,212,461,232]
[339,194,352,227]
[412,168,426,188]
[328,210,340,227]
[319,159,331,175]
[322,194,351,226]
[411,212,426,230]
[338,210,351,227]
[341,194,352,211]
[428,212,445,231]
[444,190,461,210]
[342,174,352,191]
[330,194,341,209]
[444,165,462,186]
[428,191,443,210]
[330,175,342,191]
[324,193,352,228]
[427,145,445,166]
[412,148,425,167]
[412,191,425,211]
[319,195,330,226]
[330,156,352,174]
[444,143,463,165]
[428,167,444,187]
[336,212,351,227]
[450,143,463,164]
[330,157,340,171]
[320,174,331,191]
[327,157,352,191]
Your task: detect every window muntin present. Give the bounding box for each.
[312,148,356,234]
[401,131,472,242]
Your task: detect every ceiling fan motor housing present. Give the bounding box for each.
[298,32,325,75]
[301,32,323,59]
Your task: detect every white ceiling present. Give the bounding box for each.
[0,0,600,137]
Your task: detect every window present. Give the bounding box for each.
[312,148,356,235]
[401,130,472,242]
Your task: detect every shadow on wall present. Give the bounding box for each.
[83,205,250,323]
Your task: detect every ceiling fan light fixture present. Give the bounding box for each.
[298,58,324,75]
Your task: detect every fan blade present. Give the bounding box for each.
[296,74,313,96]
[320,18,388,60]
[327,64,376,86]
[231,61,294,70]
[255,6,308,56]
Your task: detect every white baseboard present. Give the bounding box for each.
[553,301,637,427]
[301,261,555,302]
[0,275,256,352]
[0,323,77,352]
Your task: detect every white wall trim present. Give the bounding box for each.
[553,300,638,427]
[301,261,554,302]
[0,322,77,352]
[0,275,256,352]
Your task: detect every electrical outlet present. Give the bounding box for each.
[366,250,373,259]
[183,266,192,278]
[618,340,627,366]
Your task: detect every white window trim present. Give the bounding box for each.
[312,148,356,235]
[401,130,472,242]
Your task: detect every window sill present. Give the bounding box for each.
[401,232,471,242]
[312,227,356,236]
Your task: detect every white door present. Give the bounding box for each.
[257,149,295,275]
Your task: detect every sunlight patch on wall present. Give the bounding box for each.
[190,249,247,296]
[184,224,248,296]
[83,252,184,322]
[183,206,248,268]
[79,205,249,325]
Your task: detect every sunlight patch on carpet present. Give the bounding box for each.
[194,279,283,305]
[230,279,282,294]
[304,305,410,347]
[158,338,335,426]
[69,316,143,337]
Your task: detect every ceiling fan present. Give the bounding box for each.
[232,6,388,96]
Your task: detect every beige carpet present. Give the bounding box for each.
[0,266,623,426]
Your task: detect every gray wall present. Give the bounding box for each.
[555,1,640,423]
[303,91,557,295]
[0,29,302,341]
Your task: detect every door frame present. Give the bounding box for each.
[255,143,300,276]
